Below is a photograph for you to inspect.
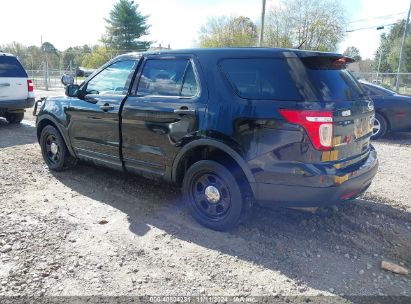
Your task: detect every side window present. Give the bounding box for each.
[181,64,198,97]
[85,60,135,95]
[362,85,373,96]
[137,59,199,97]
[363,85,377,96]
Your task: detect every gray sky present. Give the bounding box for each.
[1,0,410,59]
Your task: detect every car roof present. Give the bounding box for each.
[359,80,396,95]
[0,52,17,57]
[113,47,346,61]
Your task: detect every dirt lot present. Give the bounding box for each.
[0,90,410,300]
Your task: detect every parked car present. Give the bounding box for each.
[35,48,378,231]
[359,80,411,139]
[0,52,34,123]
[76,67,95,77]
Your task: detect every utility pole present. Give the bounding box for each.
[395,0,411,91]
[258,0,266,47]
[376,49,383,83]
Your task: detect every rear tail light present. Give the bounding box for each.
[279,109,333,151]
[27,79,34,92]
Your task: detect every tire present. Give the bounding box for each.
[5,112,24,124]
[371,113,388,139]
[182,160,245,231]
[40,125,77,171]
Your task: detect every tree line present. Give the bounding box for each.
[1,0,409,73]
[199,0,347,51]
[0,0,150,70]
[374,20,411,73]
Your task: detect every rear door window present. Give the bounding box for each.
[0,56,28,77]
[137,59,199,98]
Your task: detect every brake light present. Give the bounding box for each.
[27,79,34,92]
[279,109,333,151]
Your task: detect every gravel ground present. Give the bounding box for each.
[0,90,410,300]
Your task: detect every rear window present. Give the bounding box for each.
[220,57,366,102]
[0,56,28,77]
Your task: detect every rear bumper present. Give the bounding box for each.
[0,97,35,110]
[252,148,378,208]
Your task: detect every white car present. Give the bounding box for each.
[0,52,34,123]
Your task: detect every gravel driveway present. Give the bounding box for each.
[0,90,410,300]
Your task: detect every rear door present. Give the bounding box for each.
[0,55,28,102]
[121,55,205,177]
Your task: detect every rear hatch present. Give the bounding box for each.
[0,55,29,102]
[296,55,374,164]
[220,52,374,166]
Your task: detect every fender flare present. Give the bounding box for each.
[171,138,256,186]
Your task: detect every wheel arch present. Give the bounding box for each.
[375,111,391,131]
[172,138,256,196]
[37,116,75,157]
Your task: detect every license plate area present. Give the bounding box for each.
[354,115,374,139]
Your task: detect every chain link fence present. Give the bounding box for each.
[28,67,411,95]
[351,72,411,95]
[27,69,85,90]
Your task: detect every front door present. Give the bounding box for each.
[67,59,137,169]
[121,55,206,178]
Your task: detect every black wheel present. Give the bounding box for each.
[5,112,24,124]
[40,125,77,171]
[182,160,245,231]
[371,113,388,139]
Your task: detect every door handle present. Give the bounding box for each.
[0,83,10,87]
[173,108,196,115]
[100,103,114,111]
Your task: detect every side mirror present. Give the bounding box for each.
[65,84,80,97]
[61,74,74,86]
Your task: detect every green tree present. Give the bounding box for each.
[41,42,60,69]
[26,45,43,70]
[81,46,112,68]
[343,46,362,61]
[61,45,91,69]
[374,20,411,73]
[199,16,258,47]
[264,0,347,51]
[102,0,151,51]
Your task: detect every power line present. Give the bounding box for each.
[348,11,407,24]
[346,22,397,33]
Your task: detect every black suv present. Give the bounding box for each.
[36,48,378,231]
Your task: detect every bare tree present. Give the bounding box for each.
[198,16,258,47]
[343,46,362,61]
[264,0,347,51]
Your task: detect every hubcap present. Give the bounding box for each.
[45,134,61,164]
[191,173,231,219]
[373,118,381,136]
[50,142,59,155]
[205,185,221,203]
